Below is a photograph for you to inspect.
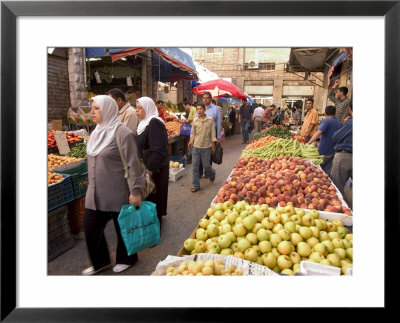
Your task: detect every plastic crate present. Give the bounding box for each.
[48,205,75,261]
[67,196,85,234]
[55,162,88,199]
[48,174,75,211]
[170,155,186,167]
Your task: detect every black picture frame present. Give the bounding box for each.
[1,1,397,321]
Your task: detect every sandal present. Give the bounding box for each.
[191,188,200,192]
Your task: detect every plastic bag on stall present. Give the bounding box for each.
[76,108,93,124]
[118,201,161,255]
[67,108,78,123]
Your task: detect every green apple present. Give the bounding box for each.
[235,217,244,225]
[326,253,341,267]
[256,228,270,242]
[332,219,344,227]
[243,214,258,230]
[237,238,251,253]
[295,208,305,216]
[291,214,302,225]
[206,208,215,217]
[269,211,282,224]
[325,222,337,232]
[297,242,312,257]
[319,231,329,242]
[223,210,232,217]
[271,247,281,258]
[313,243,328,257]
[320,259,332,267]
[277,229,292,241]
[237,236,245,243]
[321,240,335,253]
[342,239,352,249]
[293,263,301,274]
[277,255,293,270]
[285,205,296,216]
[217,226,222,236]
[244,247,258,262]
[281,268,294,276]
[314,219,325,230]
[262,253,276,269]
[289,251,301,265]
[220,218,229,226]
[334,248,347,260]
[207,242,221,253]
[233,223,247,237]
[240,210,249,218]
[280,213,291,224]
[309,251,325,263]
[341,263,353,275]
[218,234,232,249]
[246,205,256,214]
[332,238,344,249]
[308,209,320,219]
[206,223,219,237]
[227,211,239,224]
[234,201,246,213]
[196,228,208,241]
[256,256,263,265]
[199,218,209,229]
[328,232,340,240]
[306,237,319,248]
[277,241,294,255]
[336,226,348,239]
[233,251,244,259]
[299,227,313,239]
[205,238,214,246]
[345,233,353,241]
[270,233,282,247]
[221,223,232,234]
[252,223,263,234]
[193,240,207,253]
[253,210,265,222]
[272,223,284,233]
[213,211,226,222]
[213,203,224,212]
[246,232,258,245]
[209,218,220,226]
[301,214,315,227]
[230,242,239,253]
[261,217,274,229]
[220,248,233,256]
[310,226,320,238]
[346,247,353,260]
[252,245,262,256]
[225,231,236,243]
[222,201,233,211]
[259,240,272,254]
[284,221,297,233]
[290,233,304,246]
[184,238,197,252]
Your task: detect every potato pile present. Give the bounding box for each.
[48,154,83,171]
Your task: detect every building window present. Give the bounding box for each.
[259,63,275,70]
[207,48,223,54]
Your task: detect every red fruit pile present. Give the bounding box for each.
[48,131,82,147]
[215,156,352,215]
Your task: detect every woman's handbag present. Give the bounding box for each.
[118,201,161,255]
[115,126,155,199]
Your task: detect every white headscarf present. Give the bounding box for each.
[86,95,122,156]
[136,97,165,135]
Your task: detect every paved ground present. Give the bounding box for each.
[48,132,246,276]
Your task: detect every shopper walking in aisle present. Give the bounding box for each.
[155,100,167,124]
[229,106,237,135]
[238,98,253,144]
[252,104,264,135]
[82,95,145,276]
[188,103,217,192]
[300,98,319,142]
[328,79,351,123]
[330,102,353,201]
[293,106,302,126]
[106,88,138,135]
[306,105,342,176]
[136,97,169,229]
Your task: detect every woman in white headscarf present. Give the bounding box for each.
[82,95,145,276]
[136,97,169,230]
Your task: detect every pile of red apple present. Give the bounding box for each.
[215,156,352,216]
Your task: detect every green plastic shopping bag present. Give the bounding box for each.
[118,201,161,255]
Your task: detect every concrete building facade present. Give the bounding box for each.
[192,48,326,112]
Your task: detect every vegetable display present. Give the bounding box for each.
[253,126,291,140]
[242,138,323,165]
[245,136,280,150]
[48,131,83,148]
[67,142,87,160]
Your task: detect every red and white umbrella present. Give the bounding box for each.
[192,79,247,99]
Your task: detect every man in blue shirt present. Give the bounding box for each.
[306,105,342,176]
[238,98,253,144]
[330,103,352,200]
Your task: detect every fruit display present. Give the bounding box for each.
[169,161,181,169]
[182,201,353,275]
[48,130,83,148]
[67,142,87,160]
[48,171,64,186]
[254,126,291,140]
[48,154,84,171]
[245,136,280,150]
[166,121,181,136]
[215,156,351,215]
[164,258,243,276]
[242,138,323,165]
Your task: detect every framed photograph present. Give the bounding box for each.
[1,0,397,320]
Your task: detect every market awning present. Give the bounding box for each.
[85,47,107,57]
[287,48,339,73]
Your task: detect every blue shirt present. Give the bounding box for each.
[191,103,221,139]
[317,116,342,155]
[333,118,352,153]
[239,104,253,120]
